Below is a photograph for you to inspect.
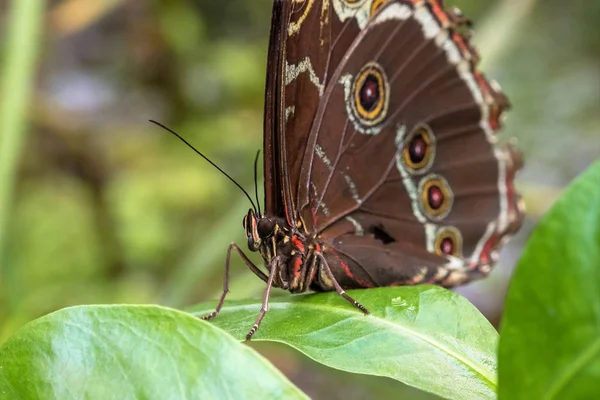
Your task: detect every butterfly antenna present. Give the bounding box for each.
[149,120,258,213]
[253,150,262,216]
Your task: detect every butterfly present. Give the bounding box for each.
[202,0,524,340]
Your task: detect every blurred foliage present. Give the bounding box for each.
[500,161,600,398]
[0,0,598,397]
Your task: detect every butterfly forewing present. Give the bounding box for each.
[264,0,380,225]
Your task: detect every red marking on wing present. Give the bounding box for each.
[474,71,490,95]
[451,31,472,60]
[416,2,483,80]
[428,1,450,26]
[477,233,499,267]
[473,71,505,131]
[502,145,524,233]
[328,249,374,288]
[489,105,502,130]
[399,2,476,66]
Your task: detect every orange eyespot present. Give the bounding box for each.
[402,124,435,173]
[418,174,453,220]
[434,226,463,257]
[370,0,390,15]
[351,62,389,127]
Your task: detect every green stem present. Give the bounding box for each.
[0,0,45,277]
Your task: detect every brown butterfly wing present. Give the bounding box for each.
[263,0,371,224]
[294,1,524,288]
[263,0,287,219]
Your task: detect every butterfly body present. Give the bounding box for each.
[244,210,357,296]
[203,0,525,340]
[244,210,313,293]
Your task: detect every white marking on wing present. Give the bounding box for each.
[311,181,331,217]
[425,223,437,253]
[443,255,466,270]
[345,216,364,236]
[496,148,509,232]
[332,0,371,29]
[333,0,412,28]
[374,3,412,23]
[285,106,296,122]
[315,144,333,170]
[288,0,316,36]
[470,221,496,265]
[316,144,361,204]
[414,5,439,39]
[286,58,324,96]
[394,125,427,224]
[343,173,361,203]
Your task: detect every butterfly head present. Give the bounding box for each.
[243,209,276,252]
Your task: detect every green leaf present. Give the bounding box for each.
[499,161,600,399]
[190,286,499,400]
[0,305,307,400]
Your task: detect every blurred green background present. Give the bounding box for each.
[0,0,598,398]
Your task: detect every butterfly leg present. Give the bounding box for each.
[315,252,370,315]
[300,253,318,292]
[201,242,268,321]
[246,256,279,341]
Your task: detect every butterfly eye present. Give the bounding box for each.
[257,219,275,238]
[402,125,436,173]
[351,62,389,127]
[434,227,463,257]
[418,174,453,220]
